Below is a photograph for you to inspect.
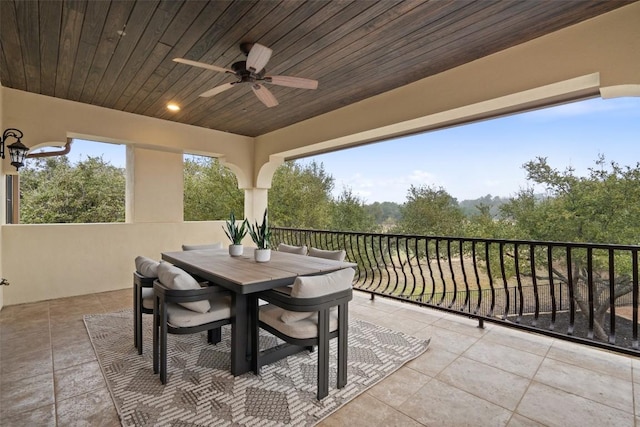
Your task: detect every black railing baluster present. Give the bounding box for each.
[471,241,481,314]
[415,238,426,303]
[447,240,457,308]
[530,244,539,327]
[548,245,556,331]
[398,237,416,297]
[389,236,400,295]
[484,242,493,316]
[360,234,370,289]
[376,235,385,293]
[499,242,509,320]
[567,247,575,335]
[425,238,436,304]
[587,247,595,340]
[273,227,640,356]
[348,233,360,282]
[514,244,524,323]
[435,239,447,306]
[633,249,639,349]
[399,237,409,297]
[460,240,470,313]
[609,249,616,345]
[367,235,378,292]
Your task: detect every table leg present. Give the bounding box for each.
[231,293,250,375]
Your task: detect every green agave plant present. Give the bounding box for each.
[223,212,248,244]
[247,208,271,249]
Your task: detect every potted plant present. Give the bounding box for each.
[223,212,248,256]
[248,208,271,262]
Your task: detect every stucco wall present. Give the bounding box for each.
[0,88,254,306]
[1,221,228,305]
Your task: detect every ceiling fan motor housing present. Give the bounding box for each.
[231,61,265,83]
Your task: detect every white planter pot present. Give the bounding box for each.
[254,248,271,263]
[229,244,243,257]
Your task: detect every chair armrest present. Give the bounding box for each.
[259,288,352,312]
[153,280,230,304]
[134,271,156,287]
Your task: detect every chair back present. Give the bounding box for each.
[308,247,346,261]
[277,243,308,255]
[182,242,223,251]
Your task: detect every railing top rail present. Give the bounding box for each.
[272,227,640,251]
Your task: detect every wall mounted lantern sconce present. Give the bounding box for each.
[0,128,29,171]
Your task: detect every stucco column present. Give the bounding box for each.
[242,156,285,223]
[126,146,184,223]
[244,188,268,224]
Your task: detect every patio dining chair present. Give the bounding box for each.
[181,242,223,251]
[251,267,354,400]
[133,256,161,354]
[277,243,308,255]
[153,263,232,384]
[308,247,346,261]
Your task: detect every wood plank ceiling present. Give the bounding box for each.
[0,0,633,137]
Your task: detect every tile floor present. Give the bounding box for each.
[1,289,638,426]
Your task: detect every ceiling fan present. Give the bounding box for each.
[173,43,318,108]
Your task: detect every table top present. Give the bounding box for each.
[161,248,356,294]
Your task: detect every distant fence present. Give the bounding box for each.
[272,227,640,356]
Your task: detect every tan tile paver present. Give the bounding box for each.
[0,288,638,426]
[516,381,634,427]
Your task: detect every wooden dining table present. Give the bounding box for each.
[161,247,357,376]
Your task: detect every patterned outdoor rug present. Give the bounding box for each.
[84,310,430,426]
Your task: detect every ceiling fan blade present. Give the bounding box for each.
[265,75,318,90]
[252,84,278,108]
[173,58,233,74]
[199,82,236,98]
[246,43,272,73]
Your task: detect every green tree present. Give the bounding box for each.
[496,156,640,340]
[331,188,377,232]
[20,156,125,223]
[366,201,401,230]
[183,155,244,221]
[396,185,466,236]
[269,161,334,229]
[502,156,640,244]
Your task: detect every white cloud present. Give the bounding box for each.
[333,170,444,203]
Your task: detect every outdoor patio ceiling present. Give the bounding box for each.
[0,0,632,138]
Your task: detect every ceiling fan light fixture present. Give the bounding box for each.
[246,43,272,73]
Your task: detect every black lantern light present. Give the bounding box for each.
[0,128,29,171]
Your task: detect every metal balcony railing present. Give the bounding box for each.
[272,227,640,356]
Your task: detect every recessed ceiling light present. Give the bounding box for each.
[167,103,180,112]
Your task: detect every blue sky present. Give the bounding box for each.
[300,97,640,203]
[65,96,640,204]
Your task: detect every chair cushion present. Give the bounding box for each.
[135,256,160,278]
[280,268,355,324]
[261,304,339,339]
[181,242,223,251]
[157,263,211,313]
[278,243,308,255]
[141,287,154,310]
[166,296,232,328]
[308,247,346,261]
